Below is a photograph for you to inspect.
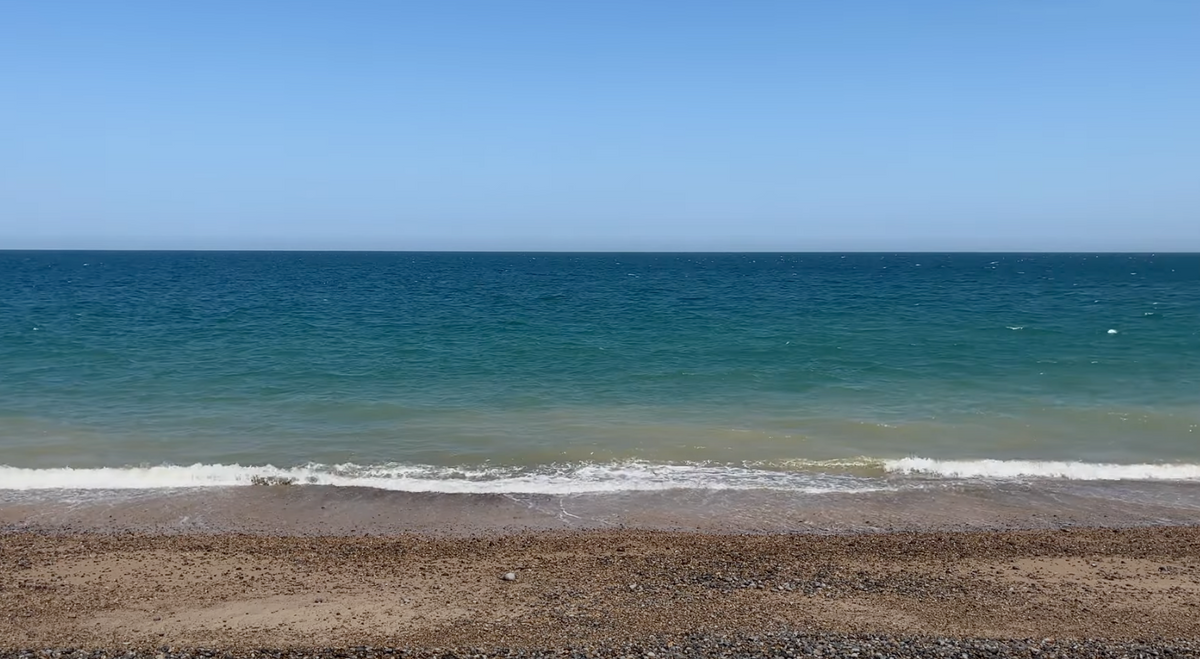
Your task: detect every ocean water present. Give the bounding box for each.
[1,251,1199,522]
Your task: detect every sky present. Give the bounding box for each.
[1,1,1198,251]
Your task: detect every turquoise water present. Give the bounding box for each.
[1,251,1198,493]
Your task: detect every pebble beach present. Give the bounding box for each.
[4,527,1200,657]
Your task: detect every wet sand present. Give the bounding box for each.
[6,480,1200,535]
[4,527,1200,654]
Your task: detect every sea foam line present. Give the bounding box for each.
[883,457,1200,481]
[0,462,876,494]
[2,458,1198,493]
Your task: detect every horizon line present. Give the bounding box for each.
[2,248,1197,255]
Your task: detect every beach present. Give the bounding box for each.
[4,252,1200,656]
[4,526,1200,656]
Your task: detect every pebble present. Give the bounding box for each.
[4,635,1199,659]
[6,527,1200,656]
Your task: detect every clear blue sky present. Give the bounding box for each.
[2,1,1198,251]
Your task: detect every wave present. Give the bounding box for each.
[883,457,1200,481]
[3,457,1199,493]
[0,461,879,494]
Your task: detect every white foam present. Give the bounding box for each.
[0,461,879,494]
[8,458,1197,493]
[884,457,1200,481]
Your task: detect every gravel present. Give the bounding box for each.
[3,634,1199,659]
[5,527,1200,652]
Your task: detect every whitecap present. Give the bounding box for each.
[884,457,1200,481]
[0,461,883,495]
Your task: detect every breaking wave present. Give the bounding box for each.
[2,457,1199,493]
[0,461,878,494]
[883,457,1200,481]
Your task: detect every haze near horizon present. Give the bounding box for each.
[2,1,1198,252]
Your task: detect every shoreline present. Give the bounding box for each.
[4,526,1200,654]
[6,480,1200,536]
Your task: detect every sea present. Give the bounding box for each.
[1,251,1198,533]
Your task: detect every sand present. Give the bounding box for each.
[3,527,1200,654]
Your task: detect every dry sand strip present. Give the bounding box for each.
[2,528,1200,656]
